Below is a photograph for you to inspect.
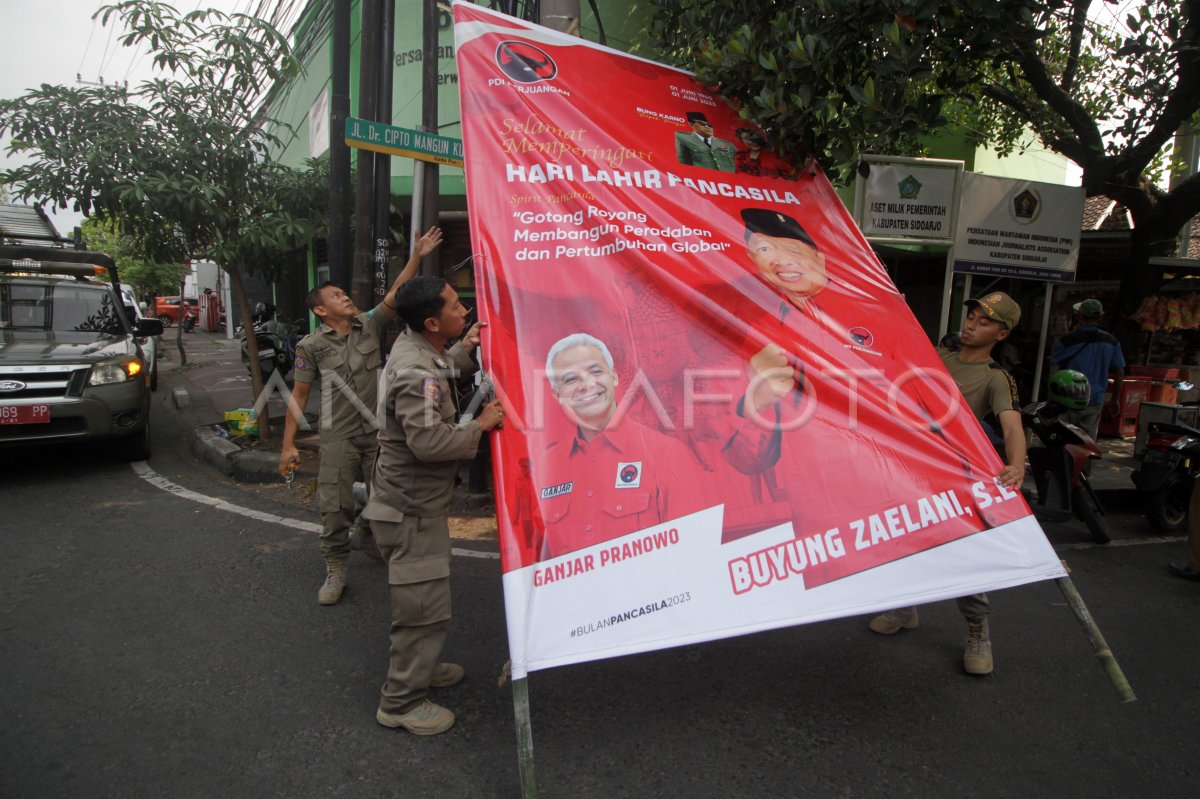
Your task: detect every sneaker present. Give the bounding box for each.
[963,621,993,675]
[430,662,465,688]
[869,607,919,635]
[376,699,455,736]
[1168,563,1200,582]
[317,557,347,605]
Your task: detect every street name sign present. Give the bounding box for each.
[344,117,464,167]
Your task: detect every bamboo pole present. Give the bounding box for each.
[1056,571,1136,703]
[512,677,538,797]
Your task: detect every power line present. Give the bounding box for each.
[76,15,99,77]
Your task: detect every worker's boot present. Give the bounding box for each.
[868,607,919,634]
[963,620,994,675]
[318,556,348,605]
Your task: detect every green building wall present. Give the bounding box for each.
[265,0,644,201]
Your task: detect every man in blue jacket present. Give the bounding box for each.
[1050,299,1125,439]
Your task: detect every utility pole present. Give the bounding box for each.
[412,0,441,276]
[373,0,395,306]
[329,0,352,290]
[539,0,581,35]
[352,0,381,310]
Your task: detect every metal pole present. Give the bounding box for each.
[940,248,956,338]
[959,273,973,329]
[410,160,426,258]
[1032,282,1054,401]
[329,0,353,290]
[353,0,381,308]
[373,0,395,306]
[539,0,581,35]
[419,0,441,276]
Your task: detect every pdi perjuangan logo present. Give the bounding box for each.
[495,40,557,83]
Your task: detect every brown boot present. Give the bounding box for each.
[963,620,993,675]
[868,607,919,634]
[376,699,455,736]
[318,556,348,605]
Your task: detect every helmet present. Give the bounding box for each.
[1048,369,1090,410]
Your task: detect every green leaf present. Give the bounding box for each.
[847,85,873,106]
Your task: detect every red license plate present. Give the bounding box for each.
[0,404,50,424]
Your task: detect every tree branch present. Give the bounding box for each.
[1012,37,1106,157]
[1109,3,1200,178]
[1060,0,1089,94]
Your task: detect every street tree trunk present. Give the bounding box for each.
[227,265,272,440]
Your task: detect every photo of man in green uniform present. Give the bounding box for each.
[674,111,737,172]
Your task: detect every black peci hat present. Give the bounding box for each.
[741,208,817,249]
[685,111,711,124]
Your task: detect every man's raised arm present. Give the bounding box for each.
[380,226,445,318]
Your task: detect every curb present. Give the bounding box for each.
[190,425,283,483]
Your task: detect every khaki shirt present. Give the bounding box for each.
[937,347,1019,421]
[293,303,389,439]
[364,329,483,519]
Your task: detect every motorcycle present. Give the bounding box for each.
[238,302,291,379]
[1131,420,1200,531]
[1022,398,1111,544]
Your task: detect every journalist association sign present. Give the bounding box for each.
[454,1,1065,678]
[952,172,1085,283]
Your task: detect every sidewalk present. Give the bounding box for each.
[157,329,292,482]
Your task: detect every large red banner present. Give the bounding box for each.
[453,2,1065,676]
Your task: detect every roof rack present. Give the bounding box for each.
[0,244,123,299]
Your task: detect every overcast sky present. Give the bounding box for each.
[0,0,245,234]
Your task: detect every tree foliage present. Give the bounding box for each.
[651,0,1200,298]
[78,217,188,299]
[0,1,331,431]
[0,1,325,272]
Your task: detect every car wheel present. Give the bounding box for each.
[158,314,173,327]
[122,423,152,462]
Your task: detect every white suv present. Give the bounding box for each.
[120,285,159,391]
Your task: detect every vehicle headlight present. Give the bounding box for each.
[88,359,143,385]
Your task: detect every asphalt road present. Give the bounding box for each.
[1,385,1198,798]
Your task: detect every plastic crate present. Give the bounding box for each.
[1099,379,1151,437]
[1128,365,1182,381]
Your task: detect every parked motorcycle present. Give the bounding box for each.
[1023,369,1110,544]
[1131,420,1200,531]
[238,302,291,379]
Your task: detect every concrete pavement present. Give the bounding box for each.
[158,329,302,482]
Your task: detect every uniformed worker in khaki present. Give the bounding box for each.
[365,276,503,736]
[279,227,444,606]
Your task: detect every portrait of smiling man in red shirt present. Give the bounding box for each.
[536,333,706,560]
